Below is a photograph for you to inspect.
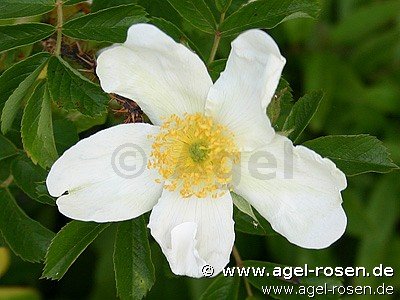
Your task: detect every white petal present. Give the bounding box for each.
[233,134,347,249]
[46,123,163,222]
[96,24,213,125]
[205,29,286,151]
[148,190,235,278]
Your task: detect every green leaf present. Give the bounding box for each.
[21,81,58,169]
[231,192,257,221]
[59,109,107,133]
[234,206,275,236]
[208,59,226,81]
[0,134,17,161]
[0,188,55,262]
[53,118,79,155]
[64,0,86,4]
[282,91,323,143]
[166,0,217,34]
[231,192,277,237]
[137,0,182,28]
[220,0,320,36]
[0,23,55,53]
[243,260,342,299]
[303,135,399,176]
[215,0,232,13]
[0,0,55,20]
[1,52,50,134]
[150,17,203,58]
[63,4,148,43]
[11,155,55,206]
[267,78,294,130]
[91,0,138,12]
[200,274,240,300]
[0,52,50,114]
[43,221,110,280]
[47,56,108,116]
[114,217,155,300]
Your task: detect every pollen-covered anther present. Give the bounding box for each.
[148,113,239,198]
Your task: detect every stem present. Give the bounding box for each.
[208,12,225,64]
[55,0,63,56]
[232,245,254,297]
[0,175,13,188]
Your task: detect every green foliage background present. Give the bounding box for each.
[0,0,399,299]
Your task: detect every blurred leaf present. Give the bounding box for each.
[199,274,239,300]
[91,0,138,12]
[53,118,79,155]
[350,30,399,77]
[0,23,55,53]
[302,53,339,132]
[342,187,371,238]
[243,260,342,299]
[385,237,400,289]
[231,192,257,221]
[0,247,10,277]
[361,81,400,114]
[167,0,217,34]
[355,174,400,287]
[1,52,50,134]
[303,135,399,176]
[282,18,314,44]
[63,4,148,43]
[114,217,155,300]
[331,0,400,44]
[282,91,323,143]
[11,155,55,206]
[0,134,17,161]
[0,287,40,300]
[0,0,55,20]
[0,157,14,182]
[0,52,50,114]
[0,231,5,247]
[47,56,108,116]
[0,188,54,262]
[219,0,320,36]
[21,81,58,169]
[43,221,110,280]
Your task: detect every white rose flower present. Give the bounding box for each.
[46,24,347,278]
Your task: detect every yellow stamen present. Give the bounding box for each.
[148,113,239,198]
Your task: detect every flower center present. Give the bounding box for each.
[188,141,209,163]
[148,113,239,198]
